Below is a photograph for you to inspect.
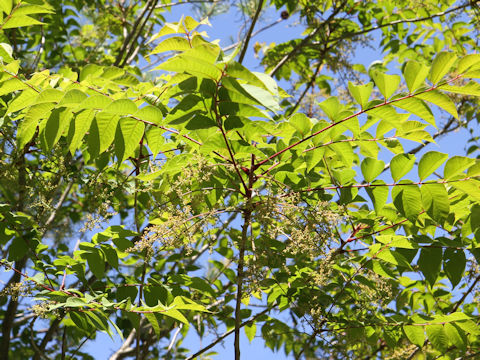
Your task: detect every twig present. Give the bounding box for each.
[109,328,137,360]
[253,73,463,170]
[166,324,183,353]
[238,0,265,64]
[114,0,155,66]
[30,318,52,360]
[328,1,479,45]
[68,330,95,360]
[185,307,271,360]
[452,274,480,312]
[234,154,255,360]
[268,0,347,77]
[223,18,283,52]
[121,1,158,67]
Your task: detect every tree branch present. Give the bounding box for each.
[114,0,156,67]
[268,0,347,77]
[238,0,265,64]
[328,0,479,45]
[186,307,271,360]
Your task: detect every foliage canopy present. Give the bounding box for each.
[2,0,480,359]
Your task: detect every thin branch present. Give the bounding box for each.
[328,1,479,45]
[121,0,159,67]
[253,73,463,170]
[166,324,183,353]
[268,0,347,77]
[234,154,255,360]
[297,175,480,193]
[238,0,265,64]
[30,23,46,73]
[287,61,323,116]
[68,330,95,360]
[109,328,137,360]
[30,318,52,360]
[452,274,480,313]
[114,0,155,66]
[185,307,271,360]
[154,0,219,9]
[44,179,75,229]
[223,18,283,52]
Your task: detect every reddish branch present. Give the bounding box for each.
[253,74,463,170]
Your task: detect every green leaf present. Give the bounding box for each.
[375,249,412,268]
[366,181,389,213]
[17,103,55,148]
[81,95,112,110]
[451,179,480,202]
[429,52,457,84]
[34,89,63,104]
[426,324,448,353]
[239,83,280,112]
[94,112,120,154]
[150,36,191,55]
[329,141,354,167]
[391,182,422,223]
[80,64,103,81]
[390,154,415,182]
[85,251,105,279]
[105,99,137,116]
[403,60,429,93]
[348,81,373,109]
[146,127,165,158]
[8,88,36,113]
[443,249,466,289]
[421,183,449,224]
[371,71,401,99]
[444,323,466,350]
[58,89,87,107]
[43,108,72,151]
[65,297,87,308]
[376,235,418,249]
[162,309,189,324]
[226,62,269,91]
[0,78,28,96]
[416,90,458,119]
[457,54,480,73]
[8,237,28,261]
[2,15,44,29]
[134,105,163,125]
[403,325,425,347]
[144,312,162,336]
[393,97,435,126]
[455,320,480,335]
[418,247,442,287]
[184,16,200,31]
[156,55,222,80]
[68,109,95,154]
[116,118,145,164]
[186,114,216,130]
[245,322,256,342]
[418,151,448,180]
[443,156,475,179]
[0,0,13,14]
[439,81,480,96]
[361,157,384,183]
[318,97,340,121]
[0,43,14,63]
[14,4,54,16]
[289,113,311,136]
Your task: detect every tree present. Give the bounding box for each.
[2,0,480,359]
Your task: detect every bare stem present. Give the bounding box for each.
[238,0,265,64]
